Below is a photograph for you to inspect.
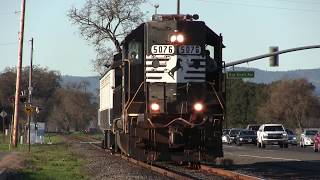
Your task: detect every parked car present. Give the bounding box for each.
[235,130,257,146]
[226,128,243,144]
[246,124,261,132]
[222,129,230,143]
[314,133,320,152]
[285,129,297,146]
[300,129,319,147]
[257,124,288,148]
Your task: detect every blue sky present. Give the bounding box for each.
[0,0,319,76]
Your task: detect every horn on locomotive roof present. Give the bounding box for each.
[177,0,180,15]
[152,14,199,21]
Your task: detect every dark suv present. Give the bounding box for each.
[246,124,261,132]
[235,130,257,146]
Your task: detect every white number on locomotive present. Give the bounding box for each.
[151,45,174,54]
[178,45,201,55]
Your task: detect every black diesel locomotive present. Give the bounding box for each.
[99,14,225,162]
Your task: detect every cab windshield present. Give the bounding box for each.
[240,130,255,136]
[306,130,318,136]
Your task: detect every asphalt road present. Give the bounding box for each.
[223,143,320,179]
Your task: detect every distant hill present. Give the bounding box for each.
[229,67,320,95]
[61,75,99,95]
[61,68,320,96]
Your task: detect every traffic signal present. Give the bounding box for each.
[269,46,279,67]
[20,91,27,103]
[36,106,43,114]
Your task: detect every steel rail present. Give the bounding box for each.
[72,135,263,180]
[70,135,193,180]
[200,164,262,180]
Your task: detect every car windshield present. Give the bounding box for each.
[223,129,230,135]
[248,125,260,131]
[230,129,241,135]
[305,130,318,136]
[240,130,255,135]
[264,126,283,131]
[286,129,294,135]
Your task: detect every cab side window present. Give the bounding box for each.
[128,41,142,64]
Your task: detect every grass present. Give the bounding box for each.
[0,133,89,180]
[71,131,104,140]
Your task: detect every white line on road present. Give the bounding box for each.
[225,152,301,161]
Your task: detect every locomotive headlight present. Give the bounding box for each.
[193,102,203,112]
[170,35,177,43]
[177,34,184,43]
[151,103,160,111]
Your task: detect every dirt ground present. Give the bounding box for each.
[0,152,25,180]
[0,152,25,171]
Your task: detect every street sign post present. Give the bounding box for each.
[0,111,7,118]
[227,71,255,79]
[24,106,34,116]
[1,110,7,134]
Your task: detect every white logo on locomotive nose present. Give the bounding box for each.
[168,58,183,79]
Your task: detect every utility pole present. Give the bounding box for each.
[12,0,27,147]
[28,38,33,152]
[177,0,180,15]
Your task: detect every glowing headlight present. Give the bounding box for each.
[193,102,203,112]
[169,34,184,43]
[170,35,177,43]
[177,34,184,43]
[150,103,160,111]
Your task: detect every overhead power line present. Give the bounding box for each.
[195,0,320,13]
[0,10,20,16]
[271,0,320,5]
[0,42,18,46]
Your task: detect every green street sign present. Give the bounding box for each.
[227,71,255,79]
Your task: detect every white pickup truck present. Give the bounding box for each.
[257,124,288,148]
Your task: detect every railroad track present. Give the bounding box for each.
[70,135,260,180]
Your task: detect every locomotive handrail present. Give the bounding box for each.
[207,82,225,110]
[147,117,207,128]
[123,81,144,134]
[125,82,145,110]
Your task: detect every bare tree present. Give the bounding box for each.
[68,0,146,74]
[47,87,97,132]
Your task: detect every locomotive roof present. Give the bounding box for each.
[123,15,225,47]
